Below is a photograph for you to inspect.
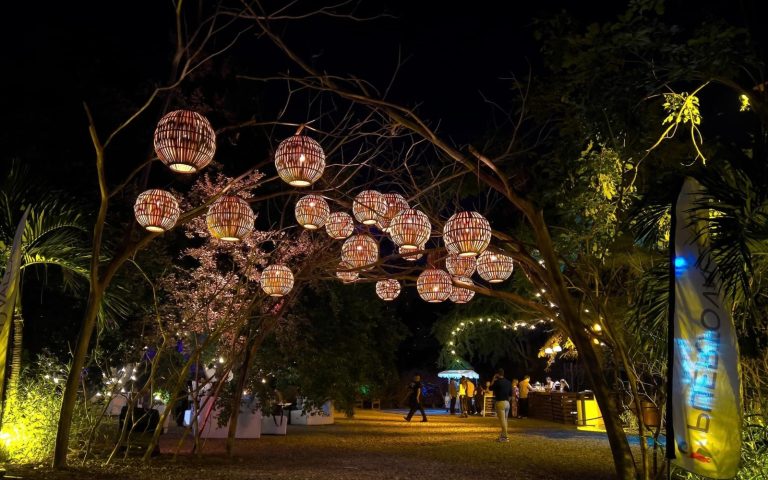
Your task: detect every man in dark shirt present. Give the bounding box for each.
[490,368,512,442]
[404,374,428,422]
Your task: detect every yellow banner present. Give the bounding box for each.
[672,178,742,478]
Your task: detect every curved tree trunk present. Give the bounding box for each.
[8,302,23,399]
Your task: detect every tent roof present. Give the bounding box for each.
[437,369,480,379]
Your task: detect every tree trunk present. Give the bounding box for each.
[53,285,103,468]
[8,302,23,399]
[225,345,253,456]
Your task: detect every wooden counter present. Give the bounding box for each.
[528,391,580,424]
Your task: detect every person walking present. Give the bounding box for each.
[448,378,458,414]
[490,368,512,442]
[404,374,428,422]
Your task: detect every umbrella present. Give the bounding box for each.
[438,369,480,380]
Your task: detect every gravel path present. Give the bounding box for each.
[3,409,619,479]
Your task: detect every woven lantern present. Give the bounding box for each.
[335,261,359,283]
[476,249,514,283]
[445,253,477,277]
[377,193,409,231]
[274,134,326,187]
[443,211,492,257]
[449,277,475,304]
[389,208,431,250]
[341,234,379,269]
[416,268,453,303]
[206,195,254,241]
[134,189,180,232]
[400,244,424,262]
[260,265,294,297]
[154,110,216,174]
[325,211,355,240]
[376,279,401,301]
[352,190,387,225]
[294,194,330,230]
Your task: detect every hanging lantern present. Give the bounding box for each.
[553,344,563,353]
[449,277,475,304]
[545,347,554,355]
[134,189,180,232]
[341,234,378,269]
[336,261,359,283]
[445,253,476,277]
[377,193,409,231]
[389,208,431,250]
[325,211,355,240]
[376,279,401,301]
[154,110,216,174]
[294,194,330,230]
[274,134,326,187]
[476,249,514,283]
[400,244,424,262]
[352,190,387,225]
[443,211,492,257]
[206,195,254,241]
[260,265,294,297]
[417,268,453,303]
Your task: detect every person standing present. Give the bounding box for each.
[510,378,520,419]
[448,378,458,415]
[490,368,512,442]
[465,378,476,415]
[519,375,531,418]
[404,374,428,422]
[458,376,468,417]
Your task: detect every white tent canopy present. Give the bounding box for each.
[437,369,479,380]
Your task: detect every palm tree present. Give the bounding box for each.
[0,161,128,399]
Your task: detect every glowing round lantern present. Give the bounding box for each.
[325,211,355,240]
[445,253,476,277]
[352,190,387,225]
[154,110,216,174]
[416,268,453,303]
[206,195,254,241]
[449,277,475,304]
[389,209,431,250]
[336,261,359,283]
[294,194,330,230]
[443,211,491,257]
[260,265,294,297]
[377,193,409,231]
[274,134,326,187]
[341,234,379,269]
[476,249,514,283]
[376,279,401,301]
[400,245,424,262]
[134,189,180,232]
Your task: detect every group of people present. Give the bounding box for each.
[403,371,572,443]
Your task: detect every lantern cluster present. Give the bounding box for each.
[206,195,255,241]
[389,209,431,250]
[341,234,379,269]
[295,194,330,230]
[449,277,475,304]
[260,265,294,297]
[325,211,355,240]
[443,211,491,257]
[134,189,180,233]
[353,190,387,225]
[476,250,514,283]
[417,268,453,303]
[154,110,216,174]
[375,279,401,301]
[274,134,326,187]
